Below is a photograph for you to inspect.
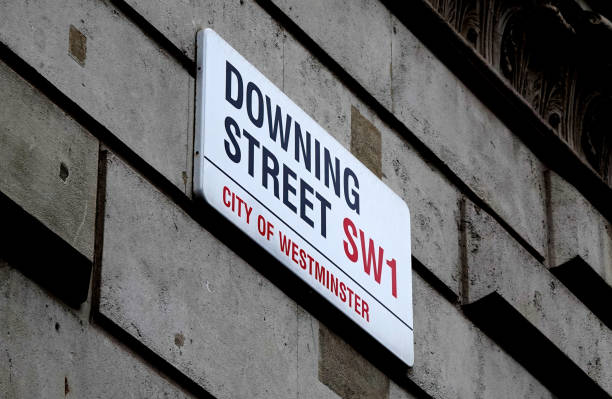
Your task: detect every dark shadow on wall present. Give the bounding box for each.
[0,190,91,307]
[463,292,611,399]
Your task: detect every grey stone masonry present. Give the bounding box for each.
[0,59,98,260]
[98,153,299,399]
[463,199,612,396]
[548,171,612,285]
[0,261,192,399]
[0,0,192,192]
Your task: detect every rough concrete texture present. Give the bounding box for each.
[283,37,351,147]
[389,381,419,399]
[0,59,97,260]
[318,324,390,399]
[99,154,298,399]
[284,36,462,296]
[0,261,191,398]
[0,0,192,192]
[408,271,554,399]
[272,0,393,110]
[381,120,462,296]
[464,200,612,394]
[391,17,548,258]
[548,171,612,284]
[123,0,285,88]
[296,307,341,399]
[351,106,383,178]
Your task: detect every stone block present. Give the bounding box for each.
[0,263,191,398]
[296,306,341,399]
[283,37,351,147]
[408,271,554,399]
[122,0,285,88]
[391,16,548,258]
[547,171,612,284]
[351,106,382,178]
[0,0,192,191]
[98,153,298,399]
[389,381,419,399]
[0,59,97,260]
[463,200,612,396]
[271,0,393,109]
[318,323,389,399]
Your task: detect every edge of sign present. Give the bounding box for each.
[192,29,414,367]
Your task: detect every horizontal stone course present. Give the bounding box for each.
[408,271,554,399]
[0,263,192,398]
[548,171,612,285]
[0,59,97,260]
[0,0,192,192]
[99,153,298,399]
[464,200,612,395]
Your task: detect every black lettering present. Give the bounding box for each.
[224,116,241,163]
[344,167,360,214]
[266,96,292,151]
[282,164,297,213]
[242,130,260,177]
[315,192,332,238]
[225,62,243,109]
[324,148,341,197]
[262,146,280,198]
[300,179,315,228]
[246,82,264,128]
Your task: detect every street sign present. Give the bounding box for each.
[194,29,413,366]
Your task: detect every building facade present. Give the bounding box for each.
[1,0,611,398]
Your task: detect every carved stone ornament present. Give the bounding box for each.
[427,0,612,185]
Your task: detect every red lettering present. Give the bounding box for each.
[279,232,291,256]
[299,249,307,270]
[360,229,384,284]
[329,274,338,296]
[343,217,358,262]
[347,287,354,307]
[354,293,361,315]
[245,204,253,224]
[386,258,398,298]
[223,186,231,207]
[307,254,314,275]
[339,282,347,302]
[291,242,299,264]
[315,262,326,285]
[362,300,369,322]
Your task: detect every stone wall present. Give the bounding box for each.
[1,0,610,398]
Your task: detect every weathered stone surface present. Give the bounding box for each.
[283,37,351,147]
[351,106,382,178]
[0,262,191,398]
[99,153,298,399]
[0,59,97,259]
[0,0,191,191]
[389,381,419,399]
[319,324,389,399]
[296,307,341,399]
[272,0,393,109]
[382,126,462,297]
[548,171,612,284]
[464,200,612,394]
[123,0,285,88]
[391,16,548,258]
[409,271,554,399]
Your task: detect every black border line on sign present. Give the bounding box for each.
[204,156,413,331]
